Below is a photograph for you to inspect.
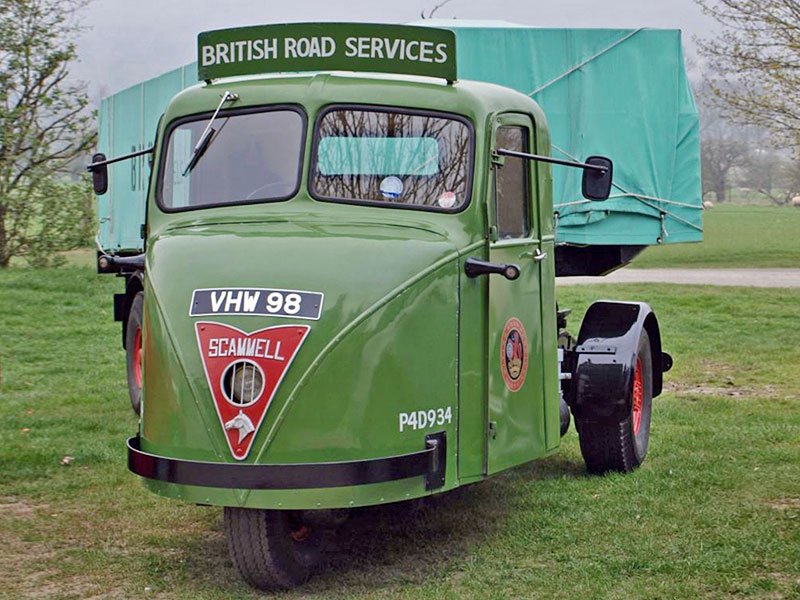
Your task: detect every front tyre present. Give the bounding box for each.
[224,508,323,591]
[576,329,653,474]
[125,292,144,415]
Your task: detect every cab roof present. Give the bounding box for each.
[164,71,547,132]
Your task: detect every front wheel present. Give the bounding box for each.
[224,508,323,591]
[125,292,144,415]
[576,329,653,474]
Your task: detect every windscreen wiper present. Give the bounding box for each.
[182,91,239,176]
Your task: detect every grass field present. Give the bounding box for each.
[631,205,800,269]
[1,268,799,599]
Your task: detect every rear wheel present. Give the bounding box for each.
[576,329,653,474]
[224,508,323,591]
[125,292,144,415]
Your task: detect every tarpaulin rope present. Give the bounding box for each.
[556,193,701,210]
[528,28,644,97]
[604,192,700,210]
[551,144,704,233]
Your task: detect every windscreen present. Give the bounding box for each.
[312,108,472,211]
[160,109,304,210]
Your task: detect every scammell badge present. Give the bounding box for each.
[195,322,310,460]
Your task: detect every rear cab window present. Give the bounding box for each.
[311,106,473,212]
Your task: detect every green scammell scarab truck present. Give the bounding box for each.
[88,23,677,590]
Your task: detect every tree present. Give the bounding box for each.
[696,1,800,152]
[754,156,800,206]
[695,78,750,202]
[736,145,799,205]
[701,135,746,202]
[0,0,96,267]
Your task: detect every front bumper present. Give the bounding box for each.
[127,432,446,491]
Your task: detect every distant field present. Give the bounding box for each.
[0,267,798,599]
[632,205,800,269]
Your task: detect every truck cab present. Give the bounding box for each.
[135,70,566,499]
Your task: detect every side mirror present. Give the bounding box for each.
[89,153,108,195]
[581,156,613,201]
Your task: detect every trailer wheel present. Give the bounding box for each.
[224,508,322,591]
[125,292,144,415]
[576,329,653,474]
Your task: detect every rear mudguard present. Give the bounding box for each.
[565,301,670,422]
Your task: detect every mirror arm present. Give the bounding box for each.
[494,148,608,173]
[86,147,153,172]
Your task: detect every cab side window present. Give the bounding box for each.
[494,126,530,239]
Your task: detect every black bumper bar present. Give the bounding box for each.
[127,432,446,491]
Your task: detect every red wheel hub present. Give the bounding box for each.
[133,327,143,388]
[632,357,643,435]
[290,525,310,543]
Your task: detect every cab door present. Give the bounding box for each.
[486,114,548,474]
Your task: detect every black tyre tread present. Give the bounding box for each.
[577,417,637,474]
[125,292,143,415]
[576,329,652,474]
[224,508,311,591]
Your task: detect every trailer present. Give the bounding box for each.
[89,22,683,590]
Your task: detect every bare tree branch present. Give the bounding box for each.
[421,0,455,20]
[696,0,800,153]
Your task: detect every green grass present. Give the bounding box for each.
[1,268,799,599]
[632,205,800,269]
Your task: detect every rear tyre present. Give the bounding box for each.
[576,329,653,474]
[224,508,322,591]
[125,292,144,415]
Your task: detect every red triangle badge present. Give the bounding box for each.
[195,322,310,460]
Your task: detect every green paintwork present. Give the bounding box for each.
[197,23,456,82]
[486,113,548,474]
[137,71,558,509]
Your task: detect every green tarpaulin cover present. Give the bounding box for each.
[97,22,701,252]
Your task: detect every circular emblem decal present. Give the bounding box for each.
[500,318,528,392]
[379,176,404,199]
[437,190,457,208]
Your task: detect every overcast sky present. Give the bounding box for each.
[74,0,716,102]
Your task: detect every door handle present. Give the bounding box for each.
[464,257,520,280]
[519,248,548,262]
